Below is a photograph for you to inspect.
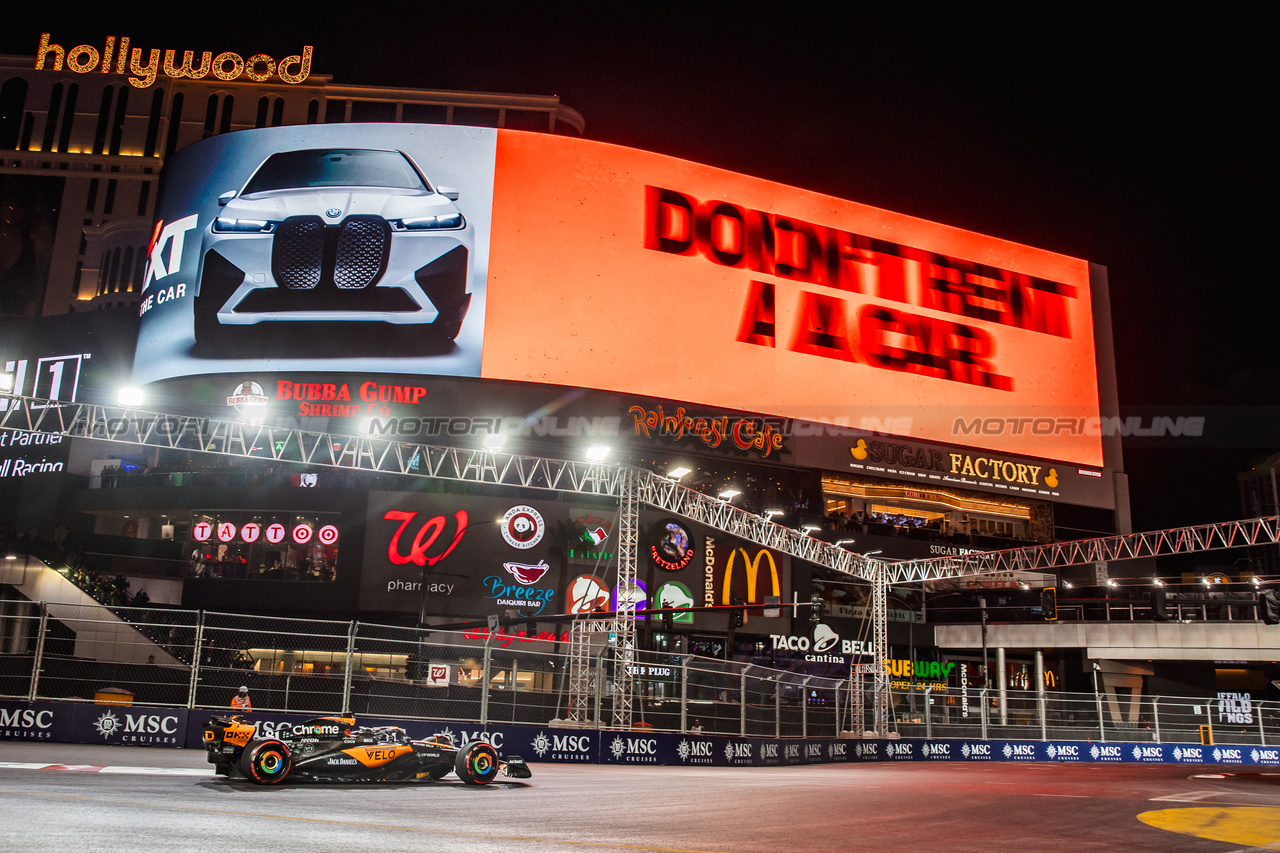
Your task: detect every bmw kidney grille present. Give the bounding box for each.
[271,214,391,291]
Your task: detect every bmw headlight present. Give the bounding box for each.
[213,218,278,233]
[392,213,465,230]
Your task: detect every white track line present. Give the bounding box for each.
[0,762,212,776]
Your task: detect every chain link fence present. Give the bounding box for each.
[0,598,1273,745]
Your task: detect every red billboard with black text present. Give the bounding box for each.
[136,125,1110,503]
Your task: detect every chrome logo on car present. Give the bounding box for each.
[325,208,342,218]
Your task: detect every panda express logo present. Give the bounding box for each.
[501,505,545,549]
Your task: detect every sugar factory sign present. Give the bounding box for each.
[34,33,312,88]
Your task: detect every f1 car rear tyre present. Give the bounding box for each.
[239,738,292,785]
[454,741,499,785]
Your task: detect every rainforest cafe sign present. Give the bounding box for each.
[34,33,312,88]
[628,404,785,459]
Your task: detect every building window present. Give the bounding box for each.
[103,179,117,215]
[349,100,396,123]
[93,86,113,155]
[451,106,500,128]
[137,181,151,217]
[121,247,135,292]
[0,77,28,150]
[56,83,77,153]
[306,99,319,124]
[108,87,128,155]
[502,109,552,132]
[401,103,448,125]
[144,88,164,157]
[219,95,234,135]
[163,92,183,159]
[41,82,63,153]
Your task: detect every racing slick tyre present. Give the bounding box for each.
[239,738,292,785]
[454,741,500,785]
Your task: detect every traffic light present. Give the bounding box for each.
[1040,587,1057,621]
[730,598,745,628]
[810,593,823,626]
[1262,589,1280,625]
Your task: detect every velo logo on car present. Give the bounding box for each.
[501,505,545,549]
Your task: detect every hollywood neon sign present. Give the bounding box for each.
[34,33,313,88]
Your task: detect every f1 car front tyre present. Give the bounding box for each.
[454,741,499,785]
[239,738,292,785]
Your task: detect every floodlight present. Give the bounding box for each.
[118,386,145,407]
[667,467,691,480]
[718,489,741,500]
[482,433,507,452]
[585,445,610,462]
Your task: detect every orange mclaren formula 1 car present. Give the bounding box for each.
[202,715,531,785]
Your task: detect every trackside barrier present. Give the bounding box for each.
[3,698,1277,768]
[2,599,1274,748]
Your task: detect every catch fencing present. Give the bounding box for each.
[0,599,1268,745]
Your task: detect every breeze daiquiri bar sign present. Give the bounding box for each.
[34,33,313,88]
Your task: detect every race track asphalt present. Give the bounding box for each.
[2,742,1278,852]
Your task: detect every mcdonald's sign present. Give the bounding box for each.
[722,547,782,606]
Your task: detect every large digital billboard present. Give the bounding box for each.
[135,125,1103,467]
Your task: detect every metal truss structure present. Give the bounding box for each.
[5,394,1279,734]
[893,516,1280,579]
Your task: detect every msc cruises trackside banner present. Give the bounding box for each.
[135,126,1102,466]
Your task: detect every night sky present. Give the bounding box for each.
[3,12,1272,534]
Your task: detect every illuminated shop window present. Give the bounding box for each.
[187,510,340,582]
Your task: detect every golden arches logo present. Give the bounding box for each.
[722,547,781,605]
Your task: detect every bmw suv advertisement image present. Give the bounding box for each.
[198,147,473,346]
[134,124,497,383]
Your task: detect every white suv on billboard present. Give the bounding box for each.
[193,148,473,349]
